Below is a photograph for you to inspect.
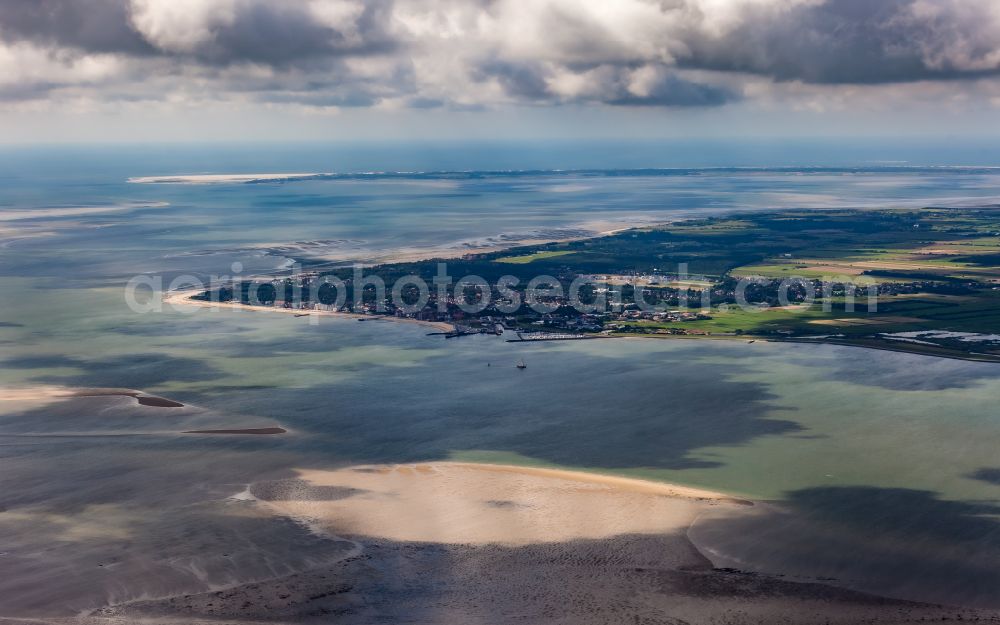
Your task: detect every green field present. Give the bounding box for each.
[495,249,576,264]
[313,206,1000,361]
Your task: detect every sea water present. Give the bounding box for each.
[1,142,1000,613]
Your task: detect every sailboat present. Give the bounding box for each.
[516,359,527,369]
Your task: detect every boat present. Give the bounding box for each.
[516,359,527,369]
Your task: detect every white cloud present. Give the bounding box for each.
[129,0,237,53]
[0,40,124,95]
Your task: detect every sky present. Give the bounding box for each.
[2,0,1000,143]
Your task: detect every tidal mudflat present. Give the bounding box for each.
[94,463,991,625]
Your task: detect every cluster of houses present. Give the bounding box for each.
[228,269,985,337]
[611,308,713,323]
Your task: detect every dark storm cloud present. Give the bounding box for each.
[474,60,739,107]
[679,0,1000,84]
[182,0,397,67]
[476,61,551,100]
[235,59,414,107]
[0,0,154,55]
[0,0,393,66]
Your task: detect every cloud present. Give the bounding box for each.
[470,60,739,106]
[598,66,738,107]
[129,0,397,65]
[0,0,154,55]
[677,0,1000,84]
[1,0,999,112]
[0,39,127,102]
[128,0,238,54]
[0,80,62,102]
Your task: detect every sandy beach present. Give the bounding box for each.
[162,289,456,332]
[94,462,994,625]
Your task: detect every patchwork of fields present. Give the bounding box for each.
[313,206,1000,360]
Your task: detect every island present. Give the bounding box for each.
[188,206,1000,362]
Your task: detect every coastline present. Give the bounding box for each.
[156,220,658,337]
[162,288,457,332]
[161,212,1000,363]
[165,287,1000,363]
[445,461,751,503]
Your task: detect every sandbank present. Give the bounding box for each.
[252,462,744,546]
